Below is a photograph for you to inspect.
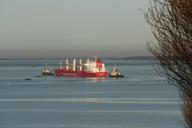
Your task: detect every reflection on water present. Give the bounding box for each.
[70,77,108,83]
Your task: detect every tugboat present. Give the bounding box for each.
[109,66,124,78]
[54,57,109,77]
[42,64,54,76]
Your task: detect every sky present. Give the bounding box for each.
[0,0,152,58]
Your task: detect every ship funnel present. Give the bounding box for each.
[73,58,76,71]
[79,59,82,71]
[66,58,69,70]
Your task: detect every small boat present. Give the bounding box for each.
[25,78,32,80]
[42,64,54,76]
[109,66,124,78]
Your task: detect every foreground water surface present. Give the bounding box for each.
[0,59,183,128]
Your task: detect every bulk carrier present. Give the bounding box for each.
[54,58,109,77]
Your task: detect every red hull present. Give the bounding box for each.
[54,69,109,77]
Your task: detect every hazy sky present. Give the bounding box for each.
[0,0,152,58]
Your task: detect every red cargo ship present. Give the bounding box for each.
[54,58,109,77]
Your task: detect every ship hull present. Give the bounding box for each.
[54,69,109,77]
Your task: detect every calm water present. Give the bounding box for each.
[0,59,183,128]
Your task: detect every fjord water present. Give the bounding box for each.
[0,59,183,128]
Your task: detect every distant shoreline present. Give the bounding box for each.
[0,56,155,60]
[107,56,155,60]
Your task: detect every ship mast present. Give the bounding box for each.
[59,61,62,69]
[66,58,69,70]
[79,59,83,71]
[86,58,90,71]
[73,58,76,71]
[95,52,98,61]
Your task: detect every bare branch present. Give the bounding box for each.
[145,0,192,127]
